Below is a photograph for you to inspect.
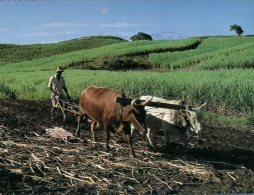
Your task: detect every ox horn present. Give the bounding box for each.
[131,98,138,107]
[141,96,153,106]
[131,98,141,113]
[131,96,153,112]
[198,100,208,109]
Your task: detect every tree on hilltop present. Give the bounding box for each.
[130,32,153,41]
[230,24,244,36]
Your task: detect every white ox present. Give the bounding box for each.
[132,96,206,148]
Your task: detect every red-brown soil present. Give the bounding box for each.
[0,99,254,194]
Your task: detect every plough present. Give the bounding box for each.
[54,97,79,120]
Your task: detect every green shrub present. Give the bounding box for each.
[0,82,17,99]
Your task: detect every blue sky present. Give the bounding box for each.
[0,0,253,44]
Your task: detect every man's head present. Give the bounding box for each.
[56,66,64,77]
[56,66,64,73]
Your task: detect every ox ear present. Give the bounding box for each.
[180,109,193,119]
[180,109,189,116]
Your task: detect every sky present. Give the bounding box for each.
[0,0,253,44]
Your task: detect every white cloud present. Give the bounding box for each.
[100,8,109,15]
[28,30,75,37]
[39,22,88,29]
[151,31,187,40]
[99,22,139,28]
[37,21,142,30]
[41,22,73,28]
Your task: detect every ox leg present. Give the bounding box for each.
[90,121,97,142]
[164,128,169,148]
[104,123,110,151]
[76,114,85,137]
[124,122,135,158]
[183,131,190,147]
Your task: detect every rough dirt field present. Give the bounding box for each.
[0,99,254,194]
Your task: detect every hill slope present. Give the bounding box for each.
[0,37,201,71]
[0,36,126,65]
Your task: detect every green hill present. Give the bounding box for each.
[0,36,127,65]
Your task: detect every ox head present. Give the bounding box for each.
[180,101,207,134]
[129,96,153,135]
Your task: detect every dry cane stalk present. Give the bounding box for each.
[226,172,236,181]
[131,167,140,184]
[63,174,95,185]
[148,171,173,191]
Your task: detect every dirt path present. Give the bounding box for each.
[0,99,254,194]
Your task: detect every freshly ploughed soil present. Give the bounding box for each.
[0,99,254,194]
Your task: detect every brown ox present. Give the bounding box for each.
[76,86,151,158]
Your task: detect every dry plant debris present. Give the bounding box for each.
[0,126,220,194]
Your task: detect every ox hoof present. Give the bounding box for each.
[187,143,195,148]
[106,146,111,151]
[129,152,135,159]
[148,143,156,149]
[82,139,87,144]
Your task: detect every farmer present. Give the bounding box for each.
[48,66,71,121]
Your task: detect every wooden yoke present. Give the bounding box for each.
[116,97,186,110]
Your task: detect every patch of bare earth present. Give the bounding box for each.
[0,99,254,194]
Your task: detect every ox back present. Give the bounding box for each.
[79,86,123,124]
